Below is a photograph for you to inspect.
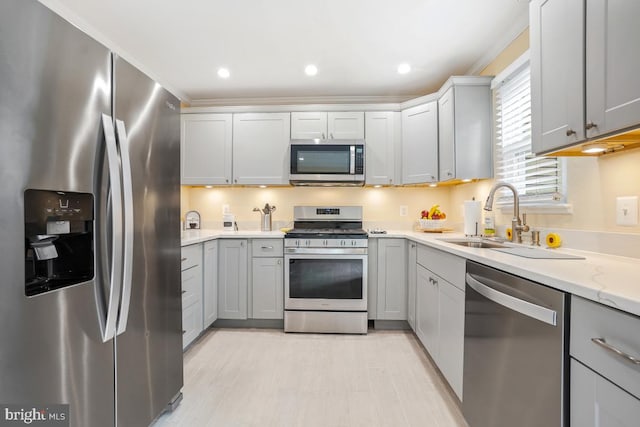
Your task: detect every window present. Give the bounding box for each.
[492,52,565,208]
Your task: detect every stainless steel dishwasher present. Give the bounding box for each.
[463,260,568,427]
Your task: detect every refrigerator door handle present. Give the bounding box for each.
[115,119,134,335]
[100,113,124,342]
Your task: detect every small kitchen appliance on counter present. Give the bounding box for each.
[185,210,201,229]
[284,206,368,334]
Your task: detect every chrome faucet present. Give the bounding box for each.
[484,182,529,243]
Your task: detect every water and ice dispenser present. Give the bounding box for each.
[24,189,94,296]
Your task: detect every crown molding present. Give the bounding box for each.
[187,95,414,108]
[465,9,529,76]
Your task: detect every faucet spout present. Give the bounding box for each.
[484,182,529,243]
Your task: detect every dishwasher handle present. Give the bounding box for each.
[466,273,558,326]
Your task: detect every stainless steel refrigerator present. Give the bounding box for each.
[0,1,183,426]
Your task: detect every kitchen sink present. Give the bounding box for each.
[437,238,510,249]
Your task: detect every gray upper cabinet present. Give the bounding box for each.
[438,78,493,182]
[291,112,364,139]
[232,113,291,185]
[365,111,401,186]
[531,0,640,154]
[290,112,327,139]
[530,0,585,154]
[181,113,233,185]
[585,0,640,139]
[401,101,439,184]
[218,239,248,319]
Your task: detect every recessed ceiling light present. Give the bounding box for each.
[305,64,318,76]
[397,63,411,74]
[581,142,607,154]
[217,68,230,79]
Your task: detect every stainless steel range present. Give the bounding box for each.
[284,206,368,334]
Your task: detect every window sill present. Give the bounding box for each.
[497,203,573,215]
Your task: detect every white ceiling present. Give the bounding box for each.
[40,0,529,104]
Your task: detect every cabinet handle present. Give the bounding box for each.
[182,330,187,334]
[585,121,598,130]
[389,179,393,183]
[411,243,416,248]
[566,128,576,136]
[240,241,244,247]
[261,246,274,250]
[182,290,186,294]
[591,338,640,366]
[277,259,282,265]
[447,171,453,177]
[322,133,325,139]
[330,133,334,139]
[181,257,187,262]
[225,179,229,183]
[234,179,238,183]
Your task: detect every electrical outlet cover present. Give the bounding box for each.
[400,205,408,217]
[616,196,638,226]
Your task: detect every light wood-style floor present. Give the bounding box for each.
[154,328,468,427]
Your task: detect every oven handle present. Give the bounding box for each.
[466,273,557,326]
[285,248,367,256]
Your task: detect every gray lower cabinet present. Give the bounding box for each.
[570,296,640,426]
[251,239,284,319]
[181,244,203,349]
[415,244,465,400]
[376,238,407,320]
[407,241,417,330]
[416,264,439,355]
[367,238,378,320]
[218,239,248,319]
[203,240,218,328]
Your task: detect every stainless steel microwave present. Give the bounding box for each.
[289,139,365,186]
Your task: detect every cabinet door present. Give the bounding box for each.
[530,0,585,154]
[232,113,290,185]
[251,257,284,319]
[367,238,378,320]
[407,241,417,331]
[438,87,455,181]
[181,113,232,184]
[365,111,400,185]
[327,112,365,139]
[182,302,202,349]
[376,238,407,320]
[586,0,640,138]
[402,102,438,184]
[218,239,248,319]
[438,279,465,400]
[416,265,439,356]
[291,112,327,139]
[203,240,218,328]
[571,359,640,427]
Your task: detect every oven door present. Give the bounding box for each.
[285,253,367,311]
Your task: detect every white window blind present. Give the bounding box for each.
[494,63,563,205]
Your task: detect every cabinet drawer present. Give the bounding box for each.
[571,296,640,399]
[252,239,283,257]
[181,244,202,271]
[417,244,465,290]
[181,264,202,308]
[182,302,202,349]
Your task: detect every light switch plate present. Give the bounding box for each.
[400,205,408,217]
[616,196,638,226]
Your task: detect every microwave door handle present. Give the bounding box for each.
[350,145,355,174]
[99,113,124,342]
[115,120,134,336]
[465,273,557,326]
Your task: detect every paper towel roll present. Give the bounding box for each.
[463,200,482,236]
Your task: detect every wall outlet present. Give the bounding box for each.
[616,196,638,226]
[400,205,408,217]
[222,204,230,214]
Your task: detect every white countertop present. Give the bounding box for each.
[376,230,640,318]
[181,229,285,246]
[181,228,640,317]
